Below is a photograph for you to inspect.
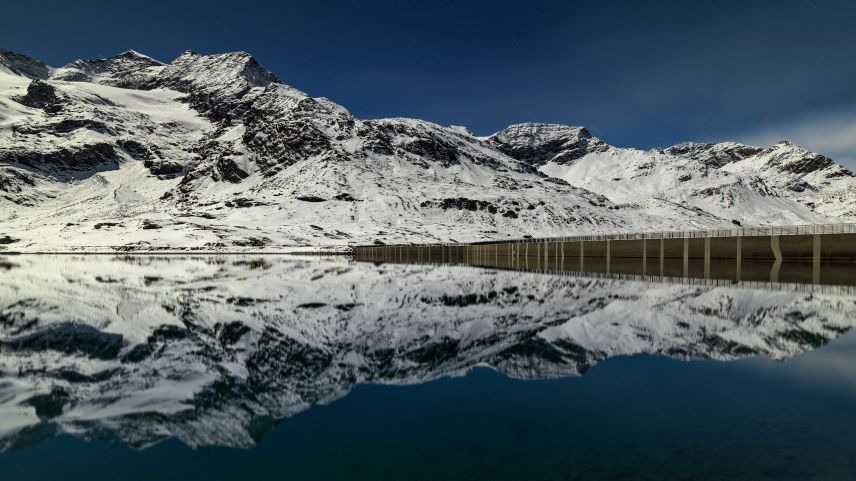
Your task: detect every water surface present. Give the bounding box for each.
[1,255,855,480]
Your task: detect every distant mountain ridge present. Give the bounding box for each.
[1,48,854,251]
[490,123,855,225]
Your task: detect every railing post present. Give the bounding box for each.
[642,238,647,276]
[813,234,821,284]
[736,236,742,282]
[606,239,611,274]
[704,237,710,279]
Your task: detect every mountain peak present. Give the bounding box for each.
[152,50,282,122]
[764,140,841,176]
[175,49,200,59]
[116,49,159,61]
[162,50,280,89]
[0,48,51,79]
[488,123,604,166]
[51,50,164,87]
[492,123,592,142]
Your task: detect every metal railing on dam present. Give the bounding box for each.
[497,221,856,243]
[354,223,856,289]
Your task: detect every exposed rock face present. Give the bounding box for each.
[4,142,120,172]
[0,166,35,194]
[150,50,281,122]
[16,79,66,111]
[2,47,856,251]
[488,123,609,166]
[238,84,350,176]
[665,141,766,168]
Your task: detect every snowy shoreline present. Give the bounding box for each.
[0,245,354,255]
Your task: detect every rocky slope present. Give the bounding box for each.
[489,123,856,226]
[1,48,855,251]
[0,255,853,450]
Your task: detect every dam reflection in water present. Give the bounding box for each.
[357,243,856,289]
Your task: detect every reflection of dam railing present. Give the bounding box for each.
[358,255,856,295]
[559,271,856,296]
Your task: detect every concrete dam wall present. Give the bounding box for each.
[354,226,856,287]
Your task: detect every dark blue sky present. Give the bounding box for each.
[3,0,856,162]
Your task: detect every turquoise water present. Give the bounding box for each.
[1,255,855,480]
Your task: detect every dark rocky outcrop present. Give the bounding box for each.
[488,123,607,166]
[16,80,67,112]
[6,143,120,171]
[117,139,154,160]
[15,118,113,136]
[666,142,766,168]
[2,142,120,172]
[420,197,500,214]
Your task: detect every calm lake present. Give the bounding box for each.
[1,255,855,480]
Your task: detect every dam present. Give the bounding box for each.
[354,223,856,287]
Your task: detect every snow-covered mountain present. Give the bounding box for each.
[1,48,855,251]
[0,255,853,450]
[489,123,856,225]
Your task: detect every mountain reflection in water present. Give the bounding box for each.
[0,254,854,452]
